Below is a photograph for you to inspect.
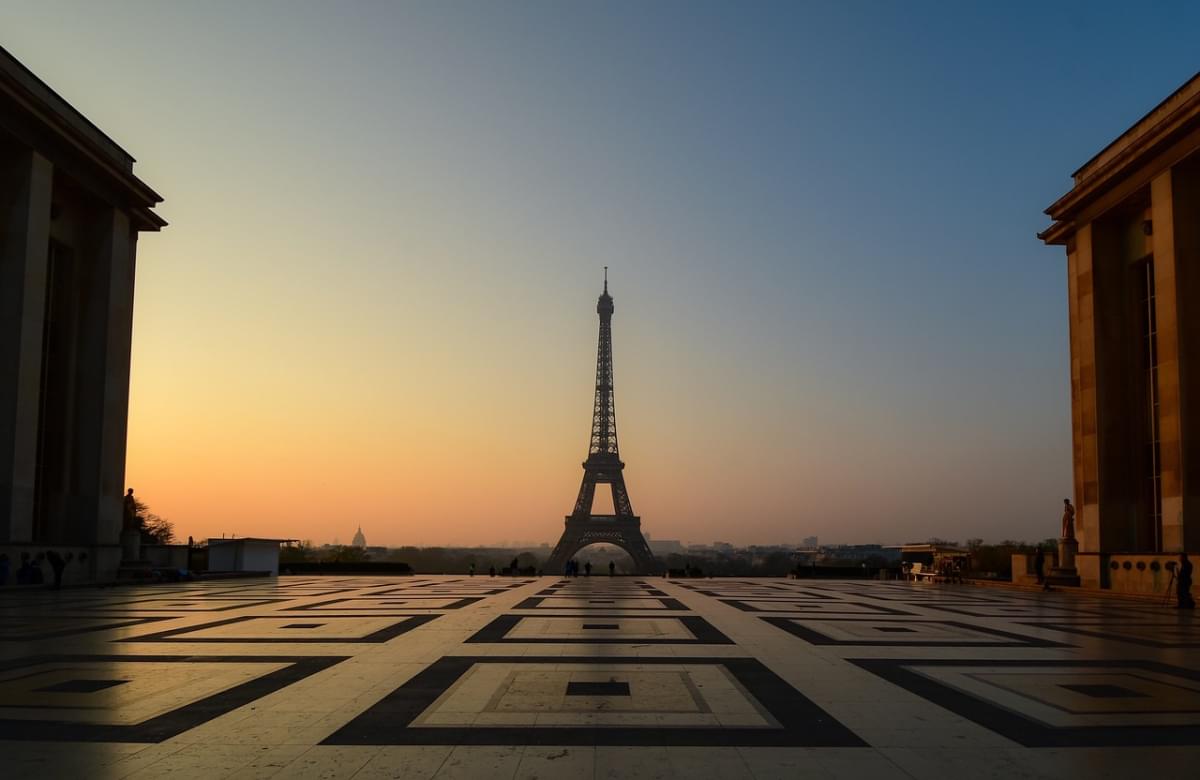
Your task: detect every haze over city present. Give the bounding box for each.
[6,0,1199,547]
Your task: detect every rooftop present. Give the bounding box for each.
[0,44,165,231]
[1040,71,1200,245]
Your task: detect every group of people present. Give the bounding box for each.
[0,550,76,588]
[467,557,533,577]
[564,559,616,577]
[937,556,966,583]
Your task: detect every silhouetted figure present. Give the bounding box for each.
[469,562,476,577]
[1178,553,1195,610]
[123,488,140,531]
[1061,498,1075,540]
[45,550,72,589]
[584,561,592,577]
[608,560,615,577]
[30,553,44,585]
[489,565,496,577]
[16,553,32,585]
[510,557,519,576]
[1034,547,1045,585]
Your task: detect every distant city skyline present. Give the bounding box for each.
[302,529,1017,550]
[5,2,1200,546]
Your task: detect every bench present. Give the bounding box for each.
[909,563,942,583]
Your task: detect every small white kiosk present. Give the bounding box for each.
[206,537,294,576]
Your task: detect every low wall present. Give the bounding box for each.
[787,566,899,579]
[1101,553,1194,598]
[1010,552,1058,586]
[143,544,191,570]
[1010,551,1196,599]
[283,561,414,575]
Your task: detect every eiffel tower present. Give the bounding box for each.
[546,270,659,575]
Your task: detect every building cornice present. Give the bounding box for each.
[0,45,165,231]
[1040,72,1200,246]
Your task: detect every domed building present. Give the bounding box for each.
[351,526,366,548]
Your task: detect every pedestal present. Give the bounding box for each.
[120,527,141,563]
[1057,538,1077,571]
[1047,537,1080,587]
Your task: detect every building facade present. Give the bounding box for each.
[1,47,164,582]
[1041,73,1200,593]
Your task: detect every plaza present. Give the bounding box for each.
[2,575,1199,778]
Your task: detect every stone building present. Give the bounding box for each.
[1,46,165,582]
[1041,73,1200,593]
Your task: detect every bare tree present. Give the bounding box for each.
[132,497,176,545]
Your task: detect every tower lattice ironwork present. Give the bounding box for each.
[546,270,658,575]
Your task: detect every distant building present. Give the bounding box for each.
[351,526,366,548]
[1040,72,1200,593]
[802,536,819,549]
[712,541,733,553]
[207,537,293,576]
[648,539,685,555]
[0,46,165,583]
[820,544,900,563]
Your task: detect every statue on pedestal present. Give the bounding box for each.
[1048,497,1081,587]
[120,488,142,563]
[123,488,140,531]
[1061,498,1075,540]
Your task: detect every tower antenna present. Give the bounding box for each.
[603,266,608,293]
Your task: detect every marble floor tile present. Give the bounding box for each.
[3,575,1199,777]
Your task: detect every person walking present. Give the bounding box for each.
[584,561,592,577]
[608,560,615,577]
[1178,552,1195,610]
[1034,546,1045,586]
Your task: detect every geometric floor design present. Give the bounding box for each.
[2,575,1199,777]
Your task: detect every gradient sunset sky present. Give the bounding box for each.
[5,2,1199,546]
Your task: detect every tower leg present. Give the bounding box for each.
[546,526,584,575]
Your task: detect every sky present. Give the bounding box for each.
[4,1,1199,547]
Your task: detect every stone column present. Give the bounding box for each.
[1067,224,1102,553]
[1151,170,1185,551]
[1167,157,1200,552]
[69,207,135,549]
[0,149,52,543]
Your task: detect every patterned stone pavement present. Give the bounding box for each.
[2,575,1199,778]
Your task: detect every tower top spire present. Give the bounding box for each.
[596,267,614,316]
